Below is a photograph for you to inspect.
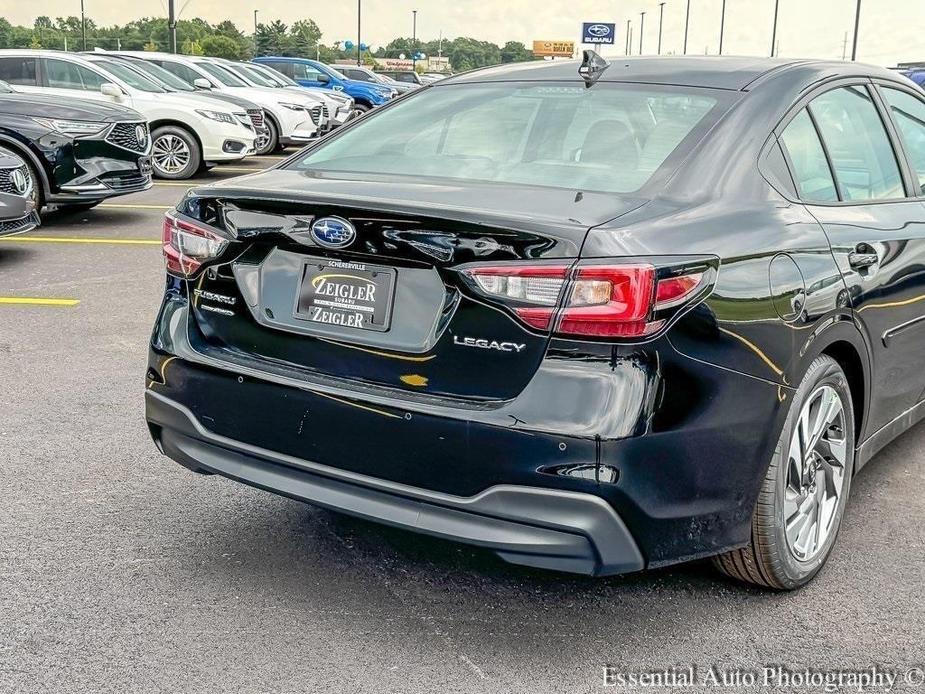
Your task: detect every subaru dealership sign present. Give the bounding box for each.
[581,22,616,45]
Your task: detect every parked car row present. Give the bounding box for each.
[0,50,395,216]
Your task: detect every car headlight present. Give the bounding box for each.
[33,118,108,137]
[278,102,307,111]
[195,110,237,125]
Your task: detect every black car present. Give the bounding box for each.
[0,146,38,235]
[146,55,925,589]
[0,79,151,215]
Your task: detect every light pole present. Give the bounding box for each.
[357,0,362,65]
[850,0,861,61]
[639,12,646,55]
[683,0,691,55]
[253,9,258,55]
[719,0,726,54]
[625,19,631,55]
[657,2,666,55]
[80,0,87,50]
[771,0,780,56]
[412,10,418,71]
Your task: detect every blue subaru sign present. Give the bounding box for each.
[582,22,616,45]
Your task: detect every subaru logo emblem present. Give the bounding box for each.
[310,216,356,249]
[9,168,28,196]
[588,24,611,37]
[135,125,148,147]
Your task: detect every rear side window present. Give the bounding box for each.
[779,109,838,202]
[263,61,293,78]
[881,87,925,195]
[44,58,106,91]
[289,63,326,83]
[290,83,726,194]
[0,57,37,86]
[809,86,904,201]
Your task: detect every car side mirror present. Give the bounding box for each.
[317,74,330,84]
[100,82,123,98]
[193,78,212,90]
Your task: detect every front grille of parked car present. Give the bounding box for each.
[247,109,264,129]
[309,104,330,128]
[99,171,149,191]
[0,211,39,236]
[0,165,30,195]
[106,122,150,153]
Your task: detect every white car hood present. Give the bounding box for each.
[136,91,246,114]
[223,85,323,109]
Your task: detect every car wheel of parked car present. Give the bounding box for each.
[151,126,201,180]
[256,119,279,156]
[20,158,43,213]
[714,355,855,590]
[352,104,371,118]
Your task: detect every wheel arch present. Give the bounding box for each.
[0,133,51,200]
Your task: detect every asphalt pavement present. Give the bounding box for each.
[0,154,922,694]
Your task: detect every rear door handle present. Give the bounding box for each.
[848,247,879,270]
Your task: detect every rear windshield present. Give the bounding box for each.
[288,82,729,193]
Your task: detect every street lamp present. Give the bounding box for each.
[357,0,362,66]
[683,0,691,55]
[771,0,780,57]
[657,2,666,55]
[253,9,258,55]
[412,10,418,71]
[850,0,861,61]
[719,0,726,55]
[639,12,646,55]
[80,0,87,50]
[625,19,631,56]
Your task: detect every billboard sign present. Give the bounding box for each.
[532,40,576,58]
[581,22,616,45]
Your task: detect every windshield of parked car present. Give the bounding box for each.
[122,58,195,91]
[89,58,166,92]
[228,63,277,88]
[317,63,347,81]
[194,61,249,87]
[289,82,726,194]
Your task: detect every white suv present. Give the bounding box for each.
[120,52,326,154]
[0,50,257,180]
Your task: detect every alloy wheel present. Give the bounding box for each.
[784,385,848,562]
[152,134,192,175]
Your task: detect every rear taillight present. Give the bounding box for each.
[162,212,228,277]
[461,261,712,340]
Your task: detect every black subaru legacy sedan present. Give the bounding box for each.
[146,55,925,589]
[0,79,151,216]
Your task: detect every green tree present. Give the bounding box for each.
[181,37,204,56]
[200,34,241,59]
[500,41,534,64]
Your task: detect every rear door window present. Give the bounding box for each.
[43,58,106,91]
[0,57,37,86]
[809,85,904,201]
[880,86,925,195]
[780,109,839,202]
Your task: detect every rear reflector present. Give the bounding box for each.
[162,212,227,277]
[462,262,710,340]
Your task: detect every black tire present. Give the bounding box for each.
[150,125,201,180]
[21,157,43,217]
[713,355,855,590]
[352,103,371,119]
[256,118,280,155]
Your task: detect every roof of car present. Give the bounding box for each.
[442,55,905,91]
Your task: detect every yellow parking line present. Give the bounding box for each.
[0,297,80,306]
[0,236,160,245]
[99,203,171,210]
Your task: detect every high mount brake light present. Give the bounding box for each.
[162,212,227,277]
[462,263,708,339]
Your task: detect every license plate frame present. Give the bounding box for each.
[293,257,396,333]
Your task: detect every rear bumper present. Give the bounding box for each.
[146,389,644,576]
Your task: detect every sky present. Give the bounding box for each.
[5,0,925,66]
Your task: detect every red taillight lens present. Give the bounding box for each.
[557,265,656,337]
[462,261,711,340]
[162,212,228,277]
